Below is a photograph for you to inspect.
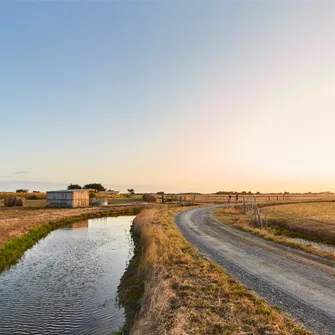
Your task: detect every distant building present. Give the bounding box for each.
[46,190,89,208]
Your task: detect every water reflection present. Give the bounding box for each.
[71,220,89,229]
[0,215,135,335]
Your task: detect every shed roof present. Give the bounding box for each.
[47,189,89,193]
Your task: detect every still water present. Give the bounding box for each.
[0,216,135,335]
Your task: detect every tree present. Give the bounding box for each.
[127,189,135,195]
[215,191,229,195]
[83,183,106,192]
[16,189,28,193]
[67,184,82,190]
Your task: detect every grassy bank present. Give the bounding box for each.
[118,207,311,335]
[0,207,142,273]
[215,205,335,261]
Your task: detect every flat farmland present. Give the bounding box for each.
[159,193,335,205]
[261,202,335,245]
[0,199,46,208]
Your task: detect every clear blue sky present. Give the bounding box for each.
[1,1,334,193]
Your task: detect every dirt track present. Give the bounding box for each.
[175,206,335,335]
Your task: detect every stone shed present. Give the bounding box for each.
[46,190,89,208]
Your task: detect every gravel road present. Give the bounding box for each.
[175,206,335,335]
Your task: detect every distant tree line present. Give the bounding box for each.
[67,183,106,192]
[215,191,261,195]
[15,189,40,193]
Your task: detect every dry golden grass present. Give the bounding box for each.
[122,207,311,335]
[93,193,142,200]
[0,199,47,208]
[157,193,335,206]
[215,205,335,261]
[0,192,46,200]
[261,202,335,244]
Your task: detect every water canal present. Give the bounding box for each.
[0,215,136,334]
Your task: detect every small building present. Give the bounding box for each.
[46,190,90,208]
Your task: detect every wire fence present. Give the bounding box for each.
[243,199,334,229]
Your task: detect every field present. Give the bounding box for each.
[0,193,143,209]
[157,192,335,205]
[1,191,334,206]
[0,199,46,208]
[259,202,335,245]
[0,192,46,200]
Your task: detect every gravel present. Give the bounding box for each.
[175,206,335,335]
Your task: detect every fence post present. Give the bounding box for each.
[256,207,262,226]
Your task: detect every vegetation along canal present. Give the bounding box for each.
[0,215,136,334]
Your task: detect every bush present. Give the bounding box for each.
[83,183,106,192]
[67,184,82,190]
[26,194,38,200]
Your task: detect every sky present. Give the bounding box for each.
[0,1,334,193]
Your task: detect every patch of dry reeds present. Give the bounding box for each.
[263,203,335,245]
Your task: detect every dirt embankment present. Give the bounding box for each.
[0,203,145,251]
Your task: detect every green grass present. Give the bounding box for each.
[0,207,142,273]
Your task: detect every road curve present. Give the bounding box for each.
[175,206,335,335]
